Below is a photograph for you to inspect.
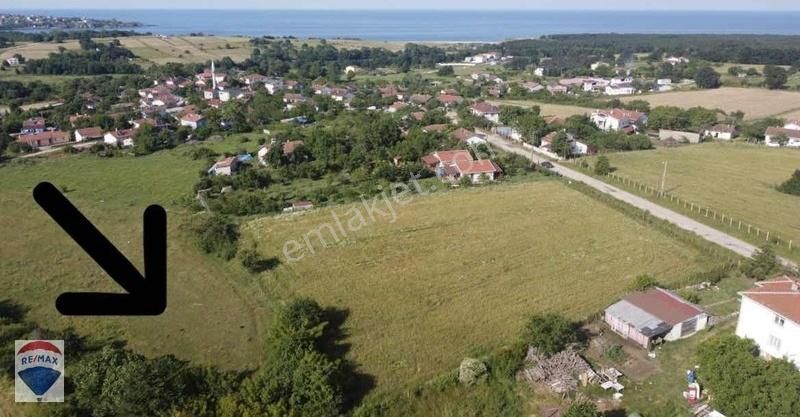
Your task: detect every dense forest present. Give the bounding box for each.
[499,34,800,65]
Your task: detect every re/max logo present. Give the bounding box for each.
[19,354,59,366]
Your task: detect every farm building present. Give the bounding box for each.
[604,287,708,349]
[658,129,701,144]
[704,124,737,140]
[208,156,240,176]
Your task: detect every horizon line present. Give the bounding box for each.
[4,8,800,12]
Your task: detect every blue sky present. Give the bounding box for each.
[4,1,800,11]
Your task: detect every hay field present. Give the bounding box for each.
[622,87,800,120]
[490,99,593,119]
[0,35,253,65]
[586,143,800,250]
[245,180,718,392]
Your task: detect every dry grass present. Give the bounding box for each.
[586,142,800,250]
[0,150,264,370]
[244,180,717,393]
[0,35,253,65]
[623,87,800,120]
[490,99,593,119]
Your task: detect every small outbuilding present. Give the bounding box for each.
[604,287,708,349]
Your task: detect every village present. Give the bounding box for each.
[1,27,800,417]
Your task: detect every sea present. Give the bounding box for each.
[4,9,800,41]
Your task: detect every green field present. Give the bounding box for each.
[584,143,800,256]
[243,180,720,393]
[0,150,265,370]
[490,99,593,119]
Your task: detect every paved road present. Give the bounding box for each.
[488,135,797,268]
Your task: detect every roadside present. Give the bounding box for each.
[487,134,797,268]
[17,139,100,159]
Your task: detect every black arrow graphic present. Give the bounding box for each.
[33,182,167,316]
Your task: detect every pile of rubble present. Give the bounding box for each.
[518,347,599,393]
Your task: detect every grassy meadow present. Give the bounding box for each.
[0,35,253,66]
[622,87,800,120]
[490,99,593,119]
[0,150,266,370]
[584,143,800,257]
[244,180,721,393]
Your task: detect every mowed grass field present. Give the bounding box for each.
[586,143,800,248]
[244,180,718,392]
[623,87,800,120]
[490,99,593,119]
[0,151,265,369]
[0,35,253,65]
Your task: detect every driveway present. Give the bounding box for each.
[487,135,796,268]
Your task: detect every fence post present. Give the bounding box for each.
[766,231,769,241]
[790,240,793,251]
[748,224,751,234]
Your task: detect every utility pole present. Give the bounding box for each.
[660,160,668,192]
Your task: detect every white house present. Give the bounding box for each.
[735,276,800,369]
[180,113,207,130]
[6,56,20,66]
[704,124,737,140]
[74,127,103,142]
[765,127,800,147]
[470,102,500,124]
[591,109,647,133]
[605,83,635,96]
[208,156,240,176]
[103,129,137,148]
[534,67,545,77]
[784,119,800,131]
[571,140,590,156]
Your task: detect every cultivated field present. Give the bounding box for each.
[490,99,593,119]
[586,143,800,249]
[623,87,800,120]
[245,180,719,392]
[0,35,253,65]
[0,151,265,369]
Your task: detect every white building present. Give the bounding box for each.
[704,124,737,141]
[103,129,137,148]
[765,127,800,148]
[180,113,206,130]
[735,276,800,369]
[470,102,500,124]
[591,109,647,133]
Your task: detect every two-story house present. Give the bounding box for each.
[735,276,800,369]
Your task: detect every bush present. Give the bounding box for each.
[628,274,658,291]
[521,314,579,356]
[192,214,239,260]
[594,155,611,175]
[741,245,781,279]
[564,401,599,417]
[238,247,278,273]
[777,169,800,196]
[605,344,626,364]
[458,358,488,386]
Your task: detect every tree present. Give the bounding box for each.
[563,401,599,417]
[192,214,239,260]
[550,131,571,158]
[741,245,781,279]
[521,313,579,356]
[777,169,800,196]
[436,65,454,76]
[697,334,800,417]
[694,66,721,89]
[594,155,611,175]
[764,65,788,90]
